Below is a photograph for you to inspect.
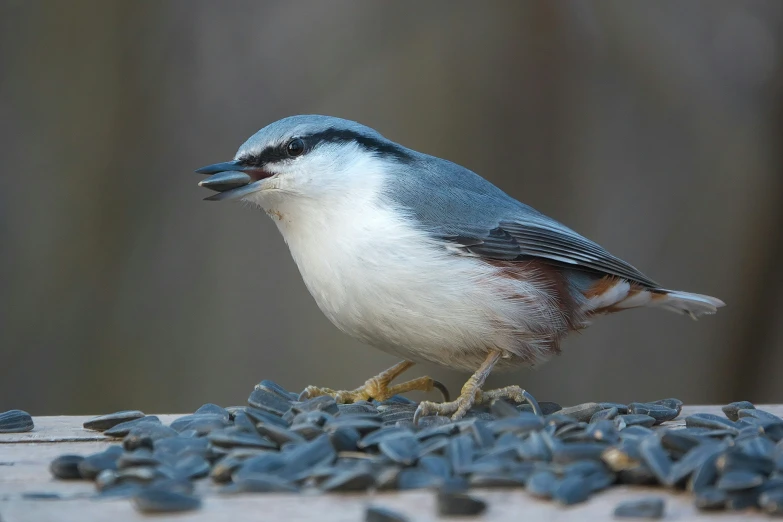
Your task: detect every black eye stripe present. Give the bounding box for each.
[238,128,412,167]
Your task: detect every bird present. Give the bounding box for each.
[195,115,725,423]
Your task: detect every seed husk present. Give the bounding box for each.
[627,403,679,425]
[319,468,375,492]
[116,466,159,484]
[396,468,443,490]
[207,427,277,450]
[694,487,728,510]
[613,497,665,519]
[526,470,558,498]
[255,423,306,447]
[759,488,783,515]
[226,472,299,493]
[590,407,619,423]
[638,436,673,486]
[337,403,378,416]
[256,380,299,402]
[232,453,287,480]
[49,455,85,480]
[491,399,523,418]
[0,410,34,433]
[616,414,656,429]
[558,403,602,423]
[599,402,629,414]
[83,411,145,432]
[660,430,705,457]
[620,425,656,437]
[276,434,336,480]
[553,474,591,505]
[520,401,561,416]
[247,388,294,416]
[725,488,763,511]
[738,408,783,423]
[436,491,487,516]
[668,443,724,486]
[329,427,361,452]
[324,416,383,434]
[123,424,178,451]
[117,449,161,469]
[194,403,229,419]
[77,446,123,480]
[243,407,289,428]
[232,411,257,432]
[447,434,475,475]
[210,455,245,483]
[410,456,448,481]
[617,464,658,486]
[688,451,720,493]
[172,454,210,480]
[357,427,410,449]
[716,470,766,491]
[736,434,775,459]
[602,446,641,472]
[97,482,143,499]
[586,420,620,444]
[103,416,161,438]
[551,442,607,464]
[169,413,230,434]
[415,415,453,429]
[469,472,528,488]
[685,413,738,432]
[722,401,755,422]
[715,449,775,476]
[651,398,683,415]
[153,436,209,463]
[291,395,340,416]
[488,413,545,435]
[379,434,420,466]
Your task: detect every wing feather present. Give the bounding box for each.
[444,221,659,288]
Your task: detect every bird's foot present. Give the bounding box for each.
[413,383,542,423]
[475,385,543,416]
[299,360,449,404]
[413,349,542,424]
[414,371,485,424]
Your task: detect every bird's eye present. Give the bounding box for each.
[286,138,305,157]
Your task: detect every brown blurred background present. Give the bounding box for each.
[1,0,782,415]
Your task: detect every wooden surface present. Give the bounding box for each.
[1,406,782,522]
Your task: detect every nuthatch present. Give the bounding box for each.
[196,115,724,422]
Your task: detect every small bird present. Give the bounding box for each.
[196,115,724,422]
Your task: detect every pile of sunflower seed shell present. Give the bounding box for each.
[47,381,783,518]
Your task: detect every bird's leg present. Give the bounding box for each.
[299,360,450,404]
[414,350,502,424]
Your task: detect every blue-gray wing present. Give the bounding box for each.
[441,220,660,288]
[386,155,660,289]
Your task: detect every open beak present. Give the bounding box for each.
[195,160,273,201]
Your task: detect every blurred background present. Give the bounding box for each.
[1,0,782,415]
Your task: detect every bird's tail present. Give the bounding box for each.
[579,277,725,319]
[644,289,725,319]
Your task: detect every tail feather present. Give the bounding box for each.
[579,276,725,319]
[649,289,725,319]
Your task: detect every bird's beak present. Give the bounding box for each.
[195,160,273,201]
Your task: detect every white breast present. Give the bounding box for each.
[247,157,563,372]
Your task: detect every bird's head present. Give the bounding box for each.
[196,115,412,208]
